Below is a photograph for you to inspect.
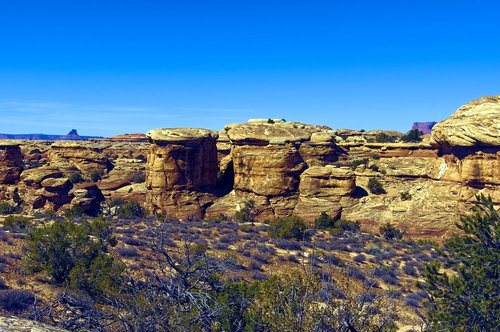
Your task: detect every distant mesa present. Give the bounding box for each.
[0,129,103,141]
[412,122,437,135]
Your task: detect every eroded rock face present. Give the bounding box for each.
[294,166,356,222]
[430,96,500,148]
[146,128,219,219]
[0,316,68,332]
[207,121,348,221]
[48,142,111,178]
[0,142,23,184]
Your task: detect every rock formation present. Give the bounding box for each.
[145,128,219,219]
[206,121,354,222]
[0,96,498,240]
[0,142,23,184]
[430,96,500,148]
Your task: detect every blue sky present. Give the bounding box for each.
[1,0,499,136]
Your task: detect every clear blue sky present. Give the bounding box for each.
[1,0,499,137]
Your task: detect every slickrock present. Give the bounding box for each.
[430,96,500,147]
[0,316,68,332]
[0,142,23,184]
[146,128,219,219]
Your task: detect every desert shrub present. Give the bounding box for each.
[120,236,144,246]
[337,219,361,232]
[350,158,369,170]
[379,222,402,240]
[401,129,423,143]
[347,267,366,281]
[2,215,32,231]
[424,194,500,331]
[24,217,122,297]
[115,201,144,218]
[247,260,262,272]
[219,234,238,244]
[131,173,146,183]
[234,200,255,223]
[287,255,299,263]
[0,202,16,215]
[68,172,84,184]
[256,244,276,255]
[368,164,380,172]
[403,263,418,277]
[0,289,35,311]
[64,205,86,218]
[374,132,395,143]
[353,254,366,263]
[276,239,302,251]
[89,171,102,182]
[367,178,385,194]
[117,246,140,258]
[251,252,270,264]
[359,292,378,303]
[400,190,412,200]
[0,279,6,289]
[267,216,307,241]
[314,211,336,229]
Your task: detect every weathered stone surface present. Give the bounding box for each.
[147,128,218,144]
[21,166,63,188]
[146,128,219,219]
[69,183,104,213]
[294,166,356,222]
[232,144,306,196]
[48,142,110,178]
[430,96,500,147]
[0,316,68,332]
[225,121,334,145]
[0,142,23,184]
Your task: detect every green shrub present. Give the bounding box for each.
[401,129,423,143]
[374,132,394,143]
[400,190,411,201]
[368,164,380,172]
[424,194,499,330]
[337,219,361,232]
[64,205,86,219]
[350,158,369,170]
[314,212,336,229]
[267,216,307,241]
[24,217,121,296]
[68,172,84,184]
[115,201,144,218]
[0,202,16,215]
[368,178,385,194]
[379,222,402,240]
[235,200,255,223]
[89,171,102,182]
[3,215,32,231]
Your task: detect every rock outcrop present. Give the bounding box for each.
[430,96,500,148]
[146,128,219,219]
[206,121,353,222]
[0,142,23,184]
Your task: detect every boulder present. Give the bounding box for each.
[430,96,500,147]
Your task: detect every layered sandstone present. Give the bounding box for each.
[206,121,353,222]
[0,142,23,184]
[48,142,111,178]
[430,96,500,148]
[146,128,219,219]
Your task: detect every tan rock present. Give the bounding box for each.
[430,96,500,147]
[0,142,23,184]
[224,121,334,145]
[294,166,355,222]
[146,128,219,219]
[48,142,110,178]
